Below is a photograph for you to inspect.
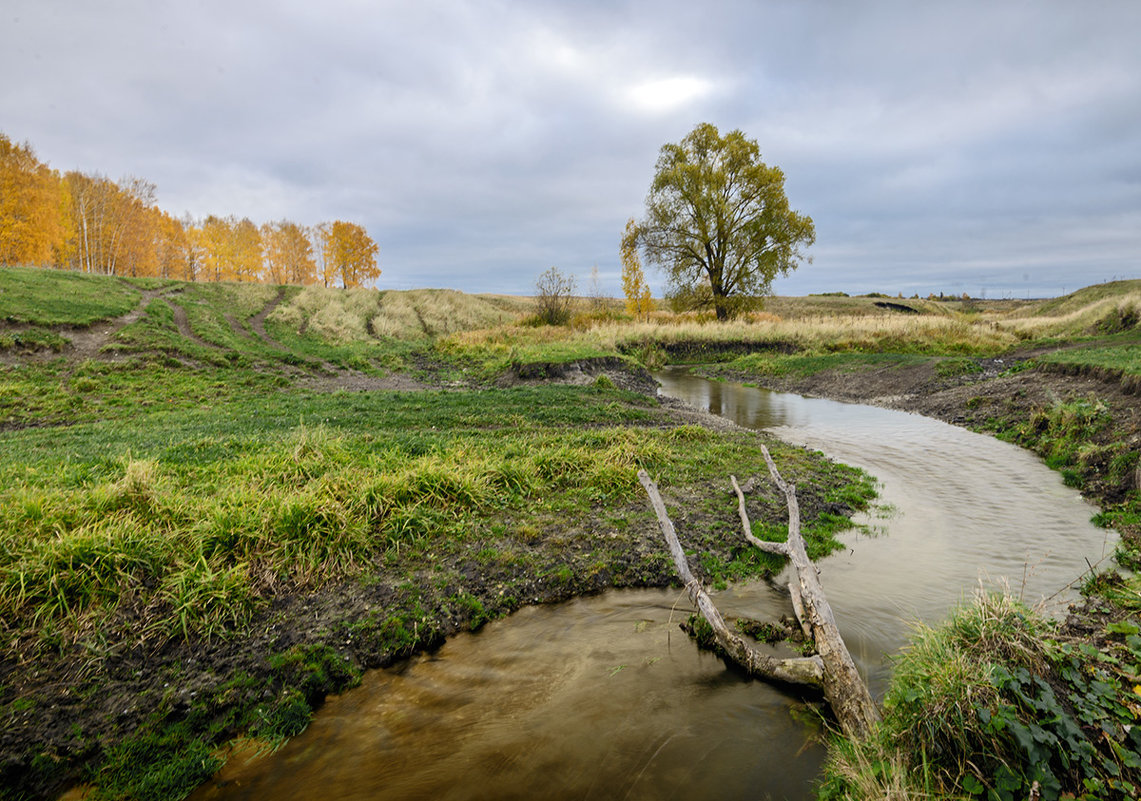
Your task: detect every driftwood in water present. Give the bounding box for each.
[637,470,824,687]
[637,445,879,737]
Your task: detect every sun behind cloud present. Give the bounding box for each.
[625,76,714,113]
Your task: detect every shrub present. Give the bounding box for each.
[534,267,577,326]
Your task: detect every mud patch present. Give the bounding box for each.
[500,357,657,394]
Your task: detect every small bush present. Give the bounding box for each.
[534,267,577,326]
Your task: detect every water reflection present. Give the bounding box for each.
[656,367,810,429]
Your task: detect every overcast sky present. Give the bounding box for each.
[3,1,1139,298]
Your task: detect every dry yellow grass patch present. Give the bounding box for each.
[268,286,529,342]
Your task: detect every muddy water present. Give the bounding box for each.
[654,368,1117,685]
[190,370,1116,801]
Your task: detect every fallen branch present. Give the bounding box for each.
[731,474,810,640]
[637,470,824,687]
[756,445,879,736]
[638,447,879,737]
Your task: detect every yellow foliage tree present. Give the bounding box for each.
[154,212,192,280]
[115,178,160,278]
[262,220,316,285]
[0,134,68,266]
[322,221,380,288]
[621,217,652,319]
[1,131,379,287]
[64,172,160,276]
[196,215,233,282]
[230,217,263,282]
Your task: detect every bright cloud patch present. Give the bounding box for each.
[626,76,713,113]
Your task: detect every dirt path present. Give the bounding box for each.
[168,295,215,349]
[223,313,251,341]
[63,285,178,361]
[249,287,287,349]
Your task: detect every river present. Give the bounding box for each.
[188,370,1116,801]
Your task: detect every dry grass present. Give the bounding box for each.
[269,286,527,342]
[1000,290,1141,339]
[448,312,1018,361]
[268,285,380,342]
[375,289,525,338]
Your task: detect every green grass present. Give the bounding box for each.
[0,325,68,352]
[989,396,1115,490]
[0,265,143,325]
[263,319,410,373]
[1037,331,1141,376]
[2,381,869,653]
[87,643,360,801]
[436,327,622,379]
[819,592,1141,800]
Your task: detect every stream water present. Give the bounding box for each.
[189,370,1116,801]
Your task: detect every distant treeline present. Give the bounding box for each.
[0,132,379,287]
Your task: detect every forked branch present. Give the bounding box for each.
[637,470,824,687]
[638,446,879,737]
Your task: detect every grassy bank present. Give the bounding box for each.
[8,265,1141,801]
[0,267,880,800]
[819,591,1141,800]
[768,289,1141,800]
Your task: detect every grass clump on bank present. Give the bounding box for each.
[87,643,361,801]
[819,592,1141,801]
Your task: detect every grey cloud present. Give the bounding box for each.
[2,0,1139,298]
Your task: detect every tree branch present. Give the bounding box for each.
[637,470,824,687]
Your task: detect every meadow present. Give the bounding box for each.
[3,265,1141,800]
[0,266,876,800]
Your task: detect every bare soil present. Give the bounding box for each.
[248,287,287,349]
[706,351,1141,430]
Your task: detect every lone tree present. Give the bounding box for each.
[629,123,815,320]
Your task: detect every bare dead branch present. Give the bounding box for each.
[637,470,824,687]
[758,446,880,736]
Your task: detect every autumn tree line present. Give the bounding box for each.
[0,133,379,288]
